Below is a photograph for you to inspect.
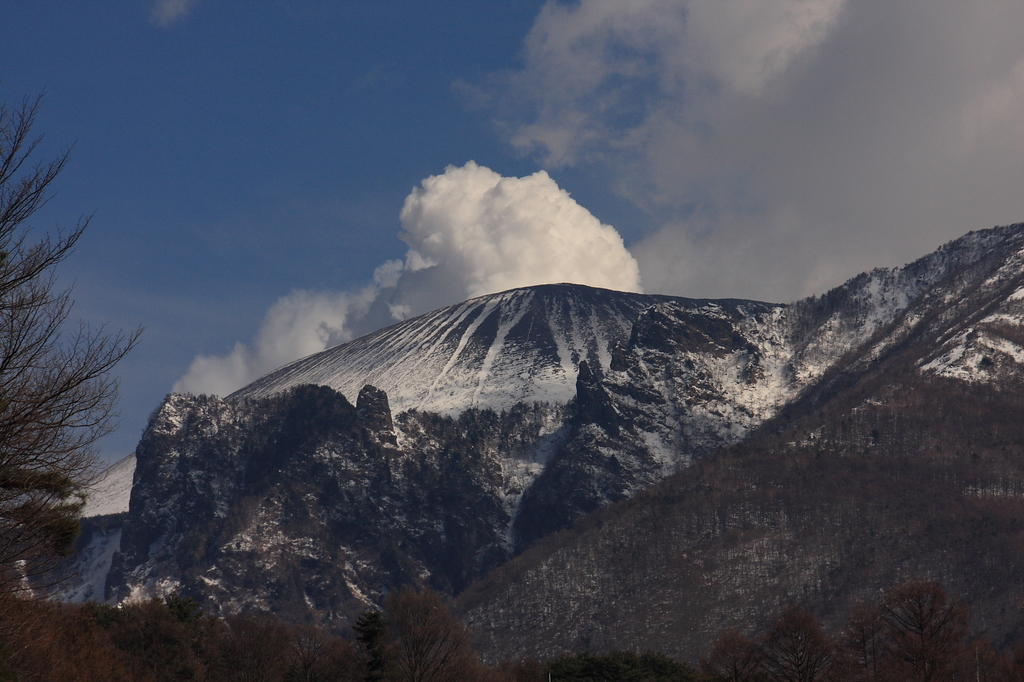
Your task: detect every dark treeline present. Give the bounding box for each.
[0,585,696,682]
[2,579,1022,682]
[0,591,358,682]
[701,580,1024,682]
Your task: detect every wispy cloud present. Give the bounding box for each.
[172,285,380,397]
[477,0,844,168]
[474,0,1024,303]
[151,0,197,28]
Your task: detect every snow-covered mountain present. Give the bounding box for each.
[61,223,1024,642]
[104,286,796,620]
[231,284,714,413]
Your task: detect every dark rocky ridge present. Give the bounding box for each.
[107,387,572,626]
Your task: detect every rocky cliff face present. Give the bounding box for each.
[506,225,1024,547]
[106,387,571,627]
[83,224,1024,646]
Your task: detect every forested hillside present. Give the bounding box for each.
[458,349,1024,662]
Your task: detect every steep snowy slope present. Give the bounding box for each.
[917,241,1024,385]
[231,284,701,413]
[83,454,135,518]
[509,226,1024,541]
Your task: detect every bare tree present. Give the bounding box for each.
[0,93,139,597]
[836,604,885,682]
[223,613,291,682]
[700,628,763,682]
[288,625,333,682]
[876,581,967,682]
[384,587,481,682]
[759,605,835,682]
[286,624,360,682]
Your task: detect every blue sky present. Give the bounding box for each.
[3,0,1023,463]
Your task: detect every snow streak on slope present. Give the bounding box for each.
[918,235,1024,384]
[52,529,122,603]
[231,284,700,413]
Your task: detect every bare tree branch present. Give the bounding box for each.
[0,93,141,598]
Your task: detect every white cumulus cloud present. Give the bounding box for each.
[173,162,642,396]
[397,161,642,300]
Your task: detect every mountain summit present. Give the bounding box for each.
[231,284,721,413]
